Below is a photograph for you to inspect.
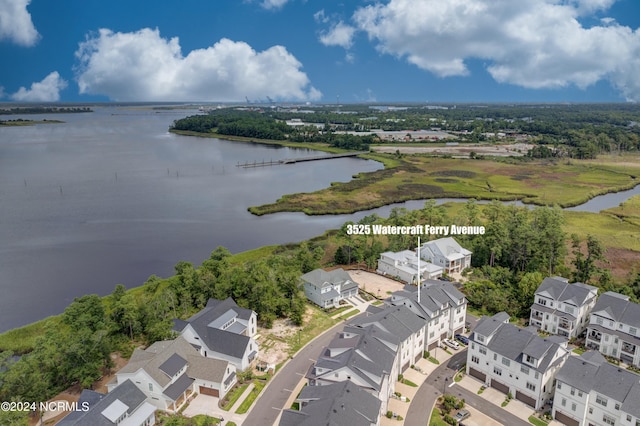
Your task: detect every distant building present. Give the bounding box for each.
[279,381,381,426]
[585,291,640,368]
[301,268,359,309]
[376,250,443,284]
[172,297,258,371]
[529,276,598,338]
[467,312,570,410]
[419,237,471,274]
[553,351,640,426]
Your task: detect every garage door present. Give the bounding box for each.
[428,341,439,351]
[199,386,219,397]
[554,410,580,426]
[515,390,536,408]
[468,368,486,382]
[491,379,509,395]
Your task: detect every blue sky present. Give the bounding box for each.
[1,0,639,103]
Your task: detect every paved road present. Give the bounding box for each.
[244,316,361,426]
[406,349,529,426]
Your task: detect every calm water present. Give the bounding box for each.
[0,107,384,332]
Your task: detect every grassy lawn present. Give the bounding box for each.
[285,304,339,355]
[221,382,250,411]
[429,409,450,426]
[326,305,353,316]
[337,309,359,321]
[235,380,266,414]
[528,415,549,426]
[0,316,63,353]
[572,347,587,355]
[247,155,640,215]
[401,378,419,387]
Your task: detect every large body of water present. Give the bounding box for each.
[1,107,638,332]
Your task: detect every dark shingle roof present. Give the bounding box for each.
[535,277,597,306]
[592,292,640,328]
[163,373,195,401]
[159,353,187,378]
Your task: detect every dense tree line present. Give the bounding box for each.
[0,243,320,408]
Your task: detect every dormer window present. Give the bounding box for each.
[476,335,484,343]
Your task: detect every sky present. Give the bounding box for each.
[0,0,639,103]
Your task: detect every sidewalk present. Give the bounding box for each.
[182,382,255,425]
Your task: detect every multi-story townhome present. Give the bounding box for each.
[173,297,258,371]
[300,268,360,309]
[529,276,598,338]
[418,237,471,274]
[585,291,640,368]
[376,250,443,284]
[349,305,428,371]
[306,324,398,412]
[389,281,467,351]
[467,312,570,410]
[553,350,640,426]
[279,381,381,426]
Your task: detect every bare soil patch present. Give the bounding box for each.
[347,270,407,298]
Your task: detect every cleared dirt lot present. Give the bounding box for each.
[347,269,407,298]
[372,143,534,157]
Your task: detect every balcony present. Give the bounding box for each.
[588,330,602,342]
[622,342,636,355]
[531,312,543,321]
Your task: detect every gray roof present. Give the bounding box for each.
[535,277,597,307]
[349,305,426,342]
[421,237,471,261]
[390,280,465,320]
[301,268,359,290]
[592,292,640,327]
[473,312,509,339]
[159,353,187,378]
[279,381,381,426]
[473,312,568,372]
[163,373,195,401]
[57,380,147,426]
[175,297,254,359]
[557,351,640,416]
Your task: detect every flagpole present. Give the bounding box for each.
[417,236,421,304]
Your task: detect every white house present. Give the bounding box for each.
[529,276,598,338]
[585,291,640,368]
[419,237,471,274]
[377,250,443,284]
[301,268,359,309]
[173,297,258,371]
[109,337,236,412]
[467,312,570,410]
[389,280,467,351]
[553,351,640,426]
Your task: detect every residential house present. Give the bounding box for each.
[109,336,236,411]
[585,291,640,368]
[306,323,398,411]
[301,268,360,309]
[389,280,467,351]
[529,276,598,338]
[376,250,443,284]
[419,237,471,274]
[553,351,640,426]
[173,297,258,371]
[57,380,156,426]
[279,381,381,426]
[467,312,570,410]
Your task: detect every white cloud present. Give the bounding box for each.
[350,0,640,101]
[74,28,321,102]
[319,21,356,49]
[261,0,290,10]
[11,72,67,102]
[0,0,39,46]
[314,9,329,24]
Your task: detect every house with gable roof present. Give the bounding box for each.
[585,291,640,368]
[108,336,236,411]
[376,250,443,284]
[467,312,570,410]
[419,237,471,274]
[301,268,360,309]
[553,350,640,426]
[389,280,467,351]
[529,276,598,338]
[172,297,258,371]
[57,379,156,426]
[279,381,381,426]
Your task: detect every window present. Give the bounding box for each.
[502,357,511,367]
[526,382,536,392]
[615,403,620,410]
[557,382,562,389]
[430,331,435,338]
[493,367,502,376]
[521,366,529,375]
[603,414,616,425]
[596,394,608,407]
[477,335,484,343]
[589,407,593,414]
[472,355,479,364]
[534,372,539,379]
[572,403,576,411]
[626,415,631,422]
[561,398,566,407]
[631,327,638,335]
[471,343,475,350]
[149,383,153,392]
[493,354,498,361]
[538,298,547,306]
[578,391,583,397]
[571,388,575,396]
[479,347,487,355]
[566,306,574,315]
[597,317,604,325]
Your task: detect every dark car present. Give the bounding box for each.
[455,334,469,345]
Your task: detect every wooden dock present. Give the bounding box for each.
[236,151,367,168]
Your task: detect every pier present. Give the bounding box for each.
[236,151,367,168]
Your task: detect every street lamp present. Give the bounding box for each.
[443,377,449,395]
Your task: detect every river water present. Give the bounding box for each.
[0,107,637,332]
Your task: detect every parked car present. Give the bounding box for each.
[455,334,469,345]
[455,409,470,423]
[444,339,460,350]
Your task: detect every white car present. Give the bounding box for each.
[444,339,460,350]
